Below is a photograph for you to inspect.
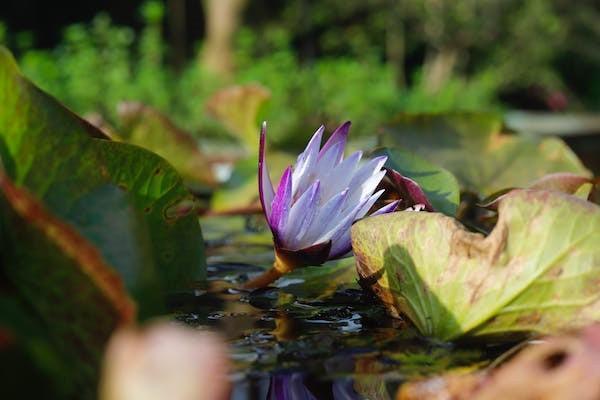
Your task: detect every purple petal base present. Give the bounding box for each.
[274,240,332,271]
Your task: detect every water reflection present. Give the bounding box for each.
[169,216,510,399]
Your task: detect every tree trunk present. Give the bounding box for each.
[386,0,406,88]
[422,47,458,94]
[200,0,247,78]
[168,0,187,71]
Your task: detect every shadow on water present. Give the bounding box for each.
[167,216,512,400]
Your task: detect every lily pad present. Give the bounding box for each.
[205,84,271,153]
[352,189,600,340]
[0,169,135,398]
[380,113,589,194]
[372,147,460,216]
[0,46,205,290]
[117,101,216,187]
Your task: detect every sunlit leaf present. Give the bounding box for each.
[352,189,600,340]
[0,46,206,290]
[117,101,216,187]
[381,113,589,194]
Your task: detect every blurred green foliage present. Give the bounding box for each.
[1,0,599,147]
[15,9,223,135]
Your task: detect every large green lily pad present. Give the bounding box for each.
[352,189,600,340]
[0,46,205,292]
[380,113,589,194]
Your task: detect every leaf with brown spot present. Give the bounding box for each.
[352,190,600,340]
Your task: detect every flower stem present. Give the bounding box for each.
[242,255,294,290]
[242,266,283,289]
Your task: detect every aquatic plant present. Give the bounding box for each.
[244,121,398,288]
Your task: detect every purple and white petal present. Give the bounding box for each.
[345,169,387,211]
[354,189,386,219]
[315,141,345,180]
[298,188,349,248]
[283,180,320,248]
[329,199,398,258]
[258,122,275,217]
[269,166,293,237]
[318,121,350,163]
[314,195,370,246]
[258,121,396,268]
[327,230,353,259]
[319,150,362,201]
[370,200,400,216]
[347,156,387,195]
[292,126,324,198]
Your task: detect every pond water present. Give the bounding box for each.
[169,216,512,400]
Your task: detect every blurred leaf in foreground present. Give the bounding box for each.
[352,190,600,341]
[100,322,230,400]
[398,324,600,400]
[0,168,135,398]
[381,113,589,194]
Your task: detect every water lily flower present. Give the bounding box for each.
[244,121,398,288]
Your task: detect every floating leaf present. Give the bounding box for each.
[372,147,460,216]
[481,172,595,210]
[352,189,600,340]
[0,46,206,290]
[0,169,135,398]
[205,84,271,153]
[528,172,592,194]
[117,101,216,187]
[381,113,589,194]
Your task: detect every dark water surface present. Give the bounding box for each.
[169,216,511,400]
